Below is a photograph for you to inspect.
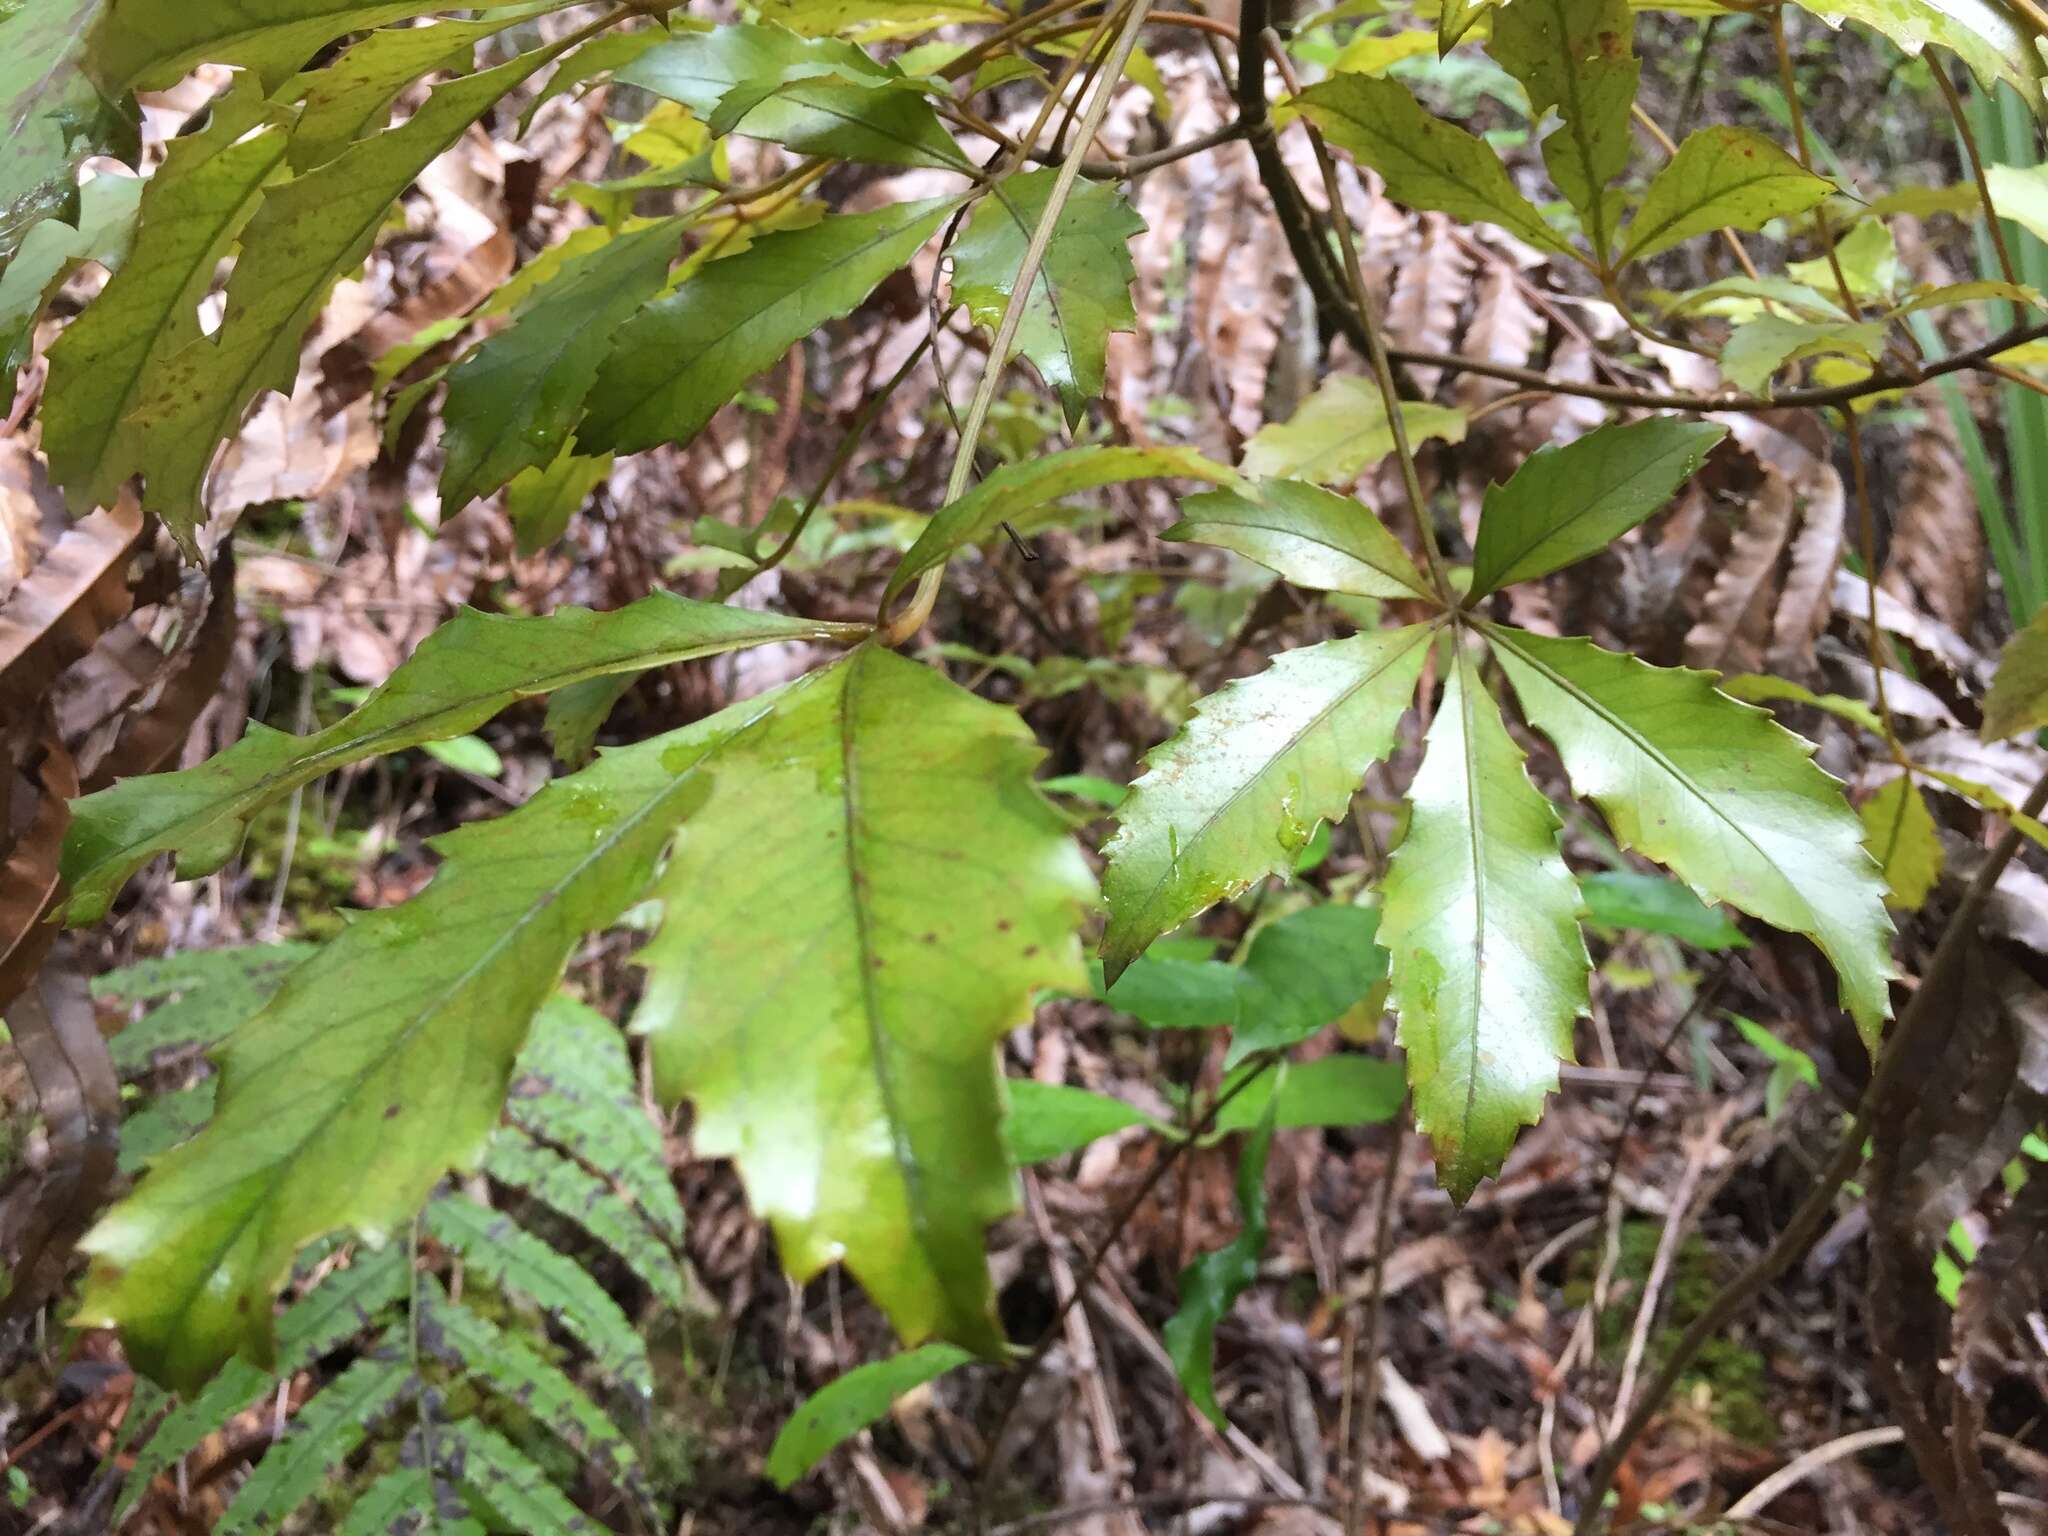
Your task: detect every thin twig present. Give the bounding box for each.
[1344,1100,1408,1536]
[1572,767,2048,1534]
[1934,61,2021,289]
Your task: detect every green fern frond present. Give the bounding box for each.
[416,1280,639,1478]
[98,942,313,1073]
[215,1343,415,1536]
[504,996,683,1246]
[424,1193,652,1397]
[117,1079,215,1171]
[484,1127,684,1305]
[430,1418,595,1534]
[117,1248,410,1521]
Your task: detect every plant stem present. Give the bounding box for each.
[1264,38,1451,595]
[880,0,1159,645]
[1571,766,2048,1535]
[1935,62,2022,289]
[1771,3,1862,320]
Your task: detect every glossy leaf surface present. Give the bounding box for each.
[1101,627,1431,978]
[1618,127,1832,264]
[1488,627,1894,1045]
[1169,479,1435,601]
[1380,648,1588,1200]
[1468,418,1725,596]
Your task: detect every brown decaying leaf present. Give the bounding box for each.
[0,727,75,1015]
[1385,214,1473,397]
[1684,466,1793,674]
[1454,258,1543,412]
[0,495,143,720]
[1881,408,1982,634]
[0,441,70,602]
[84,549,238,788]
[0,948,119,1331]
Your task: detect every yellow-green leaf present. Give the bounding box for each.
[1618,126,1832,265]
[635,647,1094,1355]
[1167,479,1435,601]
[1381,645,1589,1201]
[1242,374,1467,486]
[1860,775,1943,911]
[1984,605,2048,742]
[1101,626,1432,978]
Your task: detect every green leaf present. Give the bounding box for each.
[338,1470,439,1536]
[1783,0,2045,118]
[754,0,1001,39]
[1438,0,1496,50]
[1488,0,1639,259]
[580,196,958,456]
[426,1193,651,1396]
[1168,479,1435,601]
[440,219,679,512]
[1211,1054,1405,1133]
[507,448,615,556]
[1718,672,1886,736]
[884,444,1240,607]
[280,11,540,172]
[506,996,685,1248]
[1617,126,1832,265]
[1988,162,2048,246]
[40,79,290,511]
[950,168,1146,422]
[430,1417,590,1535]
[1100,954,1251,1028]
[1380,646,1588,1200]
[1102,627,1430,979]
[216,1349,414,1536]
[1785,218,1899,304]
[125,42,565,542]
[1467,418,1725,597]
[1984,606,2048,742]
[1239,374,1468,486]
[119,1080,217,1171]
[634,647,1094,1357]
[1719,315,1886,395]
[99,943,320,1072]
[62,593,856,922]
[1163,1095,1274,1427]
[767,1344,972,1488]
[484,1130,684,1306]
[1486,626,1894,1046]
[1230,903,1391,1061]
[88,0,529,91]
[1282,74,1574,256]
[1335,28,1440,75]
[418,1280,638,1473]
[0,0,136,262]
[619,26,968,169]
[1002,1081,1154,1165]
[1860,775,1943,912]
[73,714,745,1391]
[116,1248,408,1522]
[1578,870,1747,949]
[0,170,140,408]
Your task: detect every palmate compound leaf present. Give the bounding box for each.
[1486,0,1639,261]
[1467,418,1726,597]
[40,77,291,512]
[1486,626,1895,1047]
[1616,126,1833,266]
[579,196,960,457]
[123,39,570,543]
[1167,478,1435,601]
[882,445,1244,609]
[1100,626,1433,980]
[633,645,1095,1356]
[1280,74,1575,258]
[950,168,1146,423]
[71,706,757,1392]
[439,217,683,513]
[1379,645,1589,1201]
[60,593,863,924]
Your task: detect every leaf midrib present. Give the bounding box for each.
[1487,626,1787,881]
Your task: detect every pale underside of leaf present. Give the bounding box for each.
[634,647,1094,1356]
[1100,625,1433,979]
[1487,626,1895,1046]
[1380,647,1588,1201]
